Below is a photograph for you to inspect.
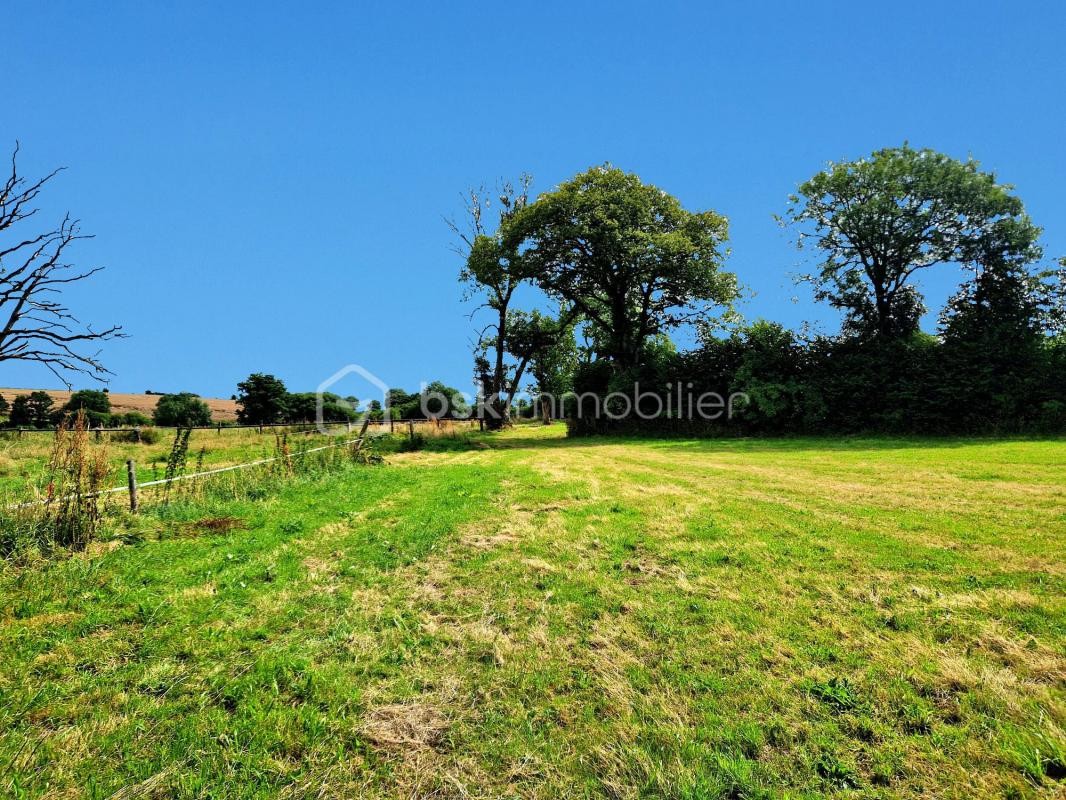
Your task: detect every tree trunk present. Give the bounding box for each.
[540,395,552,425]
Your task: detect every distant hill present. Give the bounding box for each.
[0,389,238,422]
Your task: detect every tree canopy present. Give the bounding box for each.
[153,393,213,427]
[9,390,54,428]
[507,165,737,369]
[785,144,1041,339]
[235,373,288,425]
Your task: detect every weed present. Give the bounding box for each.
[815,752,860,789]
[162,428,192,503]
[398,432,426,452]
[808,677,862,712]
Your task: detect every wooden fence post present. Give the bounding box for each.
[408,421,414,441]
[217,422,222,435]
[352,414,372,454]
[126,460,139,513]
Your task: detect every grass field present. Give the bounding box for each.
[0,420,477,499]
[0,426,331,497]
[1,426,1063,798]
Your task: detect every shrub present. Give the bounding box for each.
[398,433,426,452]
[153,393,212,427]
[112,427,161,445]
[64,389,111,416]
[113,411,152,427]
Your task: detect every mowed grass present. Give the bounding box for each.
[0,426,1063,798]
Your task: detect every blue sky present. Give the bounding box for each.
[4,1,1064,401]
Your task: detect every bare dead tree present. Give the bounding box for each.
[0,143,124,386]
[446,176,534,428]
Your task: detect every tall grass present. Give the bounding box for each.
[0,411,108,557]
[1,426,387,559]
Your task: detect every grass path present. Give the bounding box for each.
[1,427,1063,798]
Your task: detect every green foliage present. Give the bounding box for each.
[111,426,161,444]
[727,322,807,431]
[785,144,1041,339]
[575,314,1064,435]
[153,392,213,427]
[0,393,8,419]
[386,383,469,420]
[398,432,426,452]
[63,389,111,416]
[458,176,563,429]
[1,412,107,556]
[112,411,152,427]
[508,164,738,369]
[162,428,193,503]
[284,392,357,424]
[236,373,288,425]
[9,391,54,428]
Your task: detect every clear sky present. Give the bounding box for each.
[4,1,1064,401]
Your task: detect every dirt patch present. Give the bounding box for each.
[192,516,246,534]
[361,703,448,750]
[171,517,247,539]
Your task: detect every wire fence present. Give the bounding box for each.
[4,417,483,512]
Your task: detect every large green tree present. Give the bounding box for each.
[235,373,288,425]
[9,390,54,428]
[785,144,1042,339]
[60,389,111,426]
[508,165,736,370]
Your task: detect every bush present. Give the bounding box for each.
[153,393,213,427]
[112,427,161,445]
[398,433,426,452]
[64,389,111,416]
[112,411,152,427]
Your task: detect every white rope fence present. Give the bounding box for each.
[8,431,369,511]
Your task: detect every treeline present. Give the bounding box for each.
[0,375,473,431]
[0,389,206,429]
[233,374,468,425]
[0,389,219,429]
[458,145,1066,436]
[571,320,1065,435]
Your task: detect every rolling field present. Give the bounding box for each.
[0,389,239,422]
[0,426,1063,798]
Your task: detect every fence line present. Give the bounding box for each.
[8,427,374,511]
[6,416,482,512]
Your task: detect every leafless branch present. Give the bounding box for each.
[0,144,125,388]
